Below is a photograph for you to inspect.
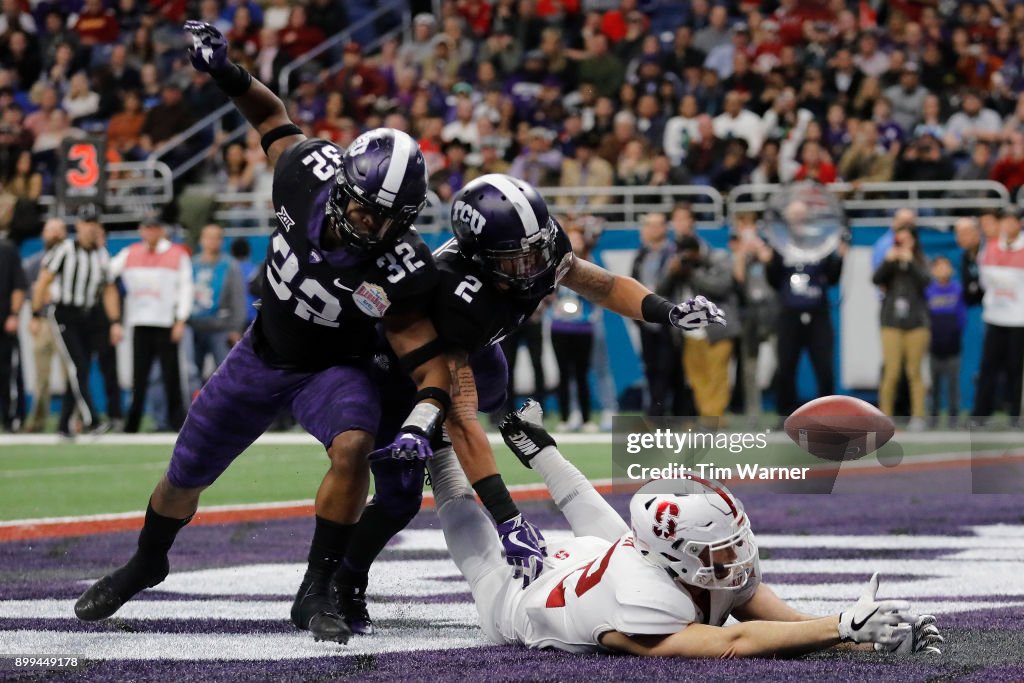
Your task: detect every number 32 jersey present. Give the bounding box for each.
[255,138,437,370]
[498,534,759,654]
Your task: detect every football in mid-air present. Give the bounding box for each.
[783,395,895,462]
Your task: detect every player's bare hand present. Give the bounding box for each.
[183,20,228,73]
[669,295,726,330]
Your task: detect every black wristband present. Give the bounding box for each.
[414,387,452,417]
[472,473,519,524]
[210,63,253,98]
[641,293,676,324]
[261,123,303,154]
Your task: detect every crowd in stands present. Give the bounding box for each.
[3,0,1024,235]
[3,0,1024,432]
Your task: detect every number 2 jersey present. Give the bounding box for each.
[496,533,759,654]
[255,138,437,371]
[429,231,574,355]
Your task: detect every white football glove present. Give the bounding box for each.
[838,573,913,647]
[669,295,727,330]
[875,614,944,655]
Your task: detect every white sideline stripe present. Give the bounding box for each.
[0,432,614,447]
[5,430,1023,448]
[0,600,480,624]
[0,629,489,660]
[0,481,615,529]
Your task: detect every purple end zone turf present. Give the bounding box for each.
[1,462,1023,682]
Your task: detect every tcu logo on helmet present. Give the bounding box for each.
[653,501,680,539]
[452,199,487,235]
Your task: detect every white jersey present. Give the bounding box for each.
[495,533,759,654]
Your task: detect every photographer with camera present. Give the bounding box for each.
[658,233,738,423]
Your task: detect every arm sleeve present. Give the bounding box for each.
[225,261,247,332]
[176,250,194,322]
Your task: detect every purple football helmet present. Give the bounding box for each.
[450,174,560,299]
[327,128,428,251]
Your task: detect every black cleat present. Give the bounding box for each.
[498,399,556,468]
[75,556,169,621]
[291,577,351,644]
[334,578,374,636]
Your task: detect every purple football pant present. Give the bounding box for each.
[168,330,380,489]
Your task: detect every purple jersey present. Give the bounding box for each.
[256,138,438,371]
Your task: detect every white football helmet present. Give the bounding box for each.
[629,476,758,591]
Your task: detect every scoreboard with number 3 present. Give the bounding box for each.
[57,136,108,215]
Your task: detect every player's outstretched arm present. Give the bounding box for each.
[381,313,452,460]
[443,352,547,586]
[560,258,726,331]
[184,21,304,169]
[599,617,843,659]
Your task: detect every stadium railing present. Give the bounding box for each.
[729,181,1011,230]
[278,0,410,97]
[39,160,174,225]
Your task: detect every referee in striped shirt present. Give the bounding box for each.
[31,204,120,436]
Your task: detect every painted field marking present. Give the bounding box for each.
[2,449,1022,541]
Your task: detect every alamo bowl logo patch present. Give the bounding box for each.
[352,282,391,318]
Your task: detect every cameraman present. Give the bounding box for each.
[765,238,846,417]
[658,234,738,421]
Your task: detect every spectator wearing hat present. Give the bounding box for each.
[398,13,437,68]
[944,91,1003,156]
[558,131,614,210]
[704,22,751,80]
[277,5,325,61]
[332,42,388,120]
[926,255,966,428]
[990,132,1024,194]
[838,120,896,188]
[108,217,193,433]
[30,205,118,437]
[693,5,731,54]
[894,131,954,184]
[138,81,196,156]
[713,90,763,156]
[973,210,1024,427]
[576,33,625,99]
[509,127,563,187]
[884,62,930,133]
[659,232,739,422]
[430,138,472,201]
[873,223,931,426]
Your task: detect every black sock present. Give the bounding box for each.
[472,474,519,524]
[135,502,192,565]
[336,505,412,585]
[303,516,353,582]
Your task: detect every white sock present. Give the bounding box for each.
[531,446,629,541]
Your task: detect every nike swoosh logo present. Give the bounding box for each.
[333,279,354,292]
[506,530,539,553]
[851,607,879,631]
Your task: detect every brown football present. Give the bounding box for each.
[783,395,896,462]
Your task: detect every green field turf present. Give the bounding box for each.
[0,442,612,521]
[0,436,1009,521]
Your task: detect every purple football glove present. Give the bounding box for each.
[184,20,229,72]
[497,514,547,587]
[369,430,433,462]
[669,295,726,330]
